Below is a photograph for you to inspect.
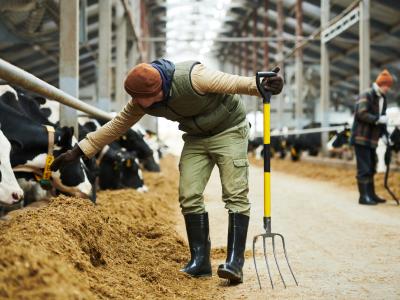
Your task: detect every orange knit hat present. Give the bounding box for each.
[124,63,162,98]
[375,69,393,88]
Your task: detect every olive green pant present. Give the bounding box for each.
[178,121,250,216]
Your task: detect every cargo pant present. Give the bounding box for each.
[178,121,250,216]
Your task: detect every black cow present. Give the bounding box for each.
[327,128,353,160]
[390,127,400,152]
[0,86,95,202]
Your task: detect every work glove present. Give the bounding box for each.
[376,115,388,125]
[261,66,283,95]
[50,144,84,171]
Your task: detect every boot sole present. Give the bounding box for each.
[180,269,212,278]
[359,201,378,205]
[217,268,243,283]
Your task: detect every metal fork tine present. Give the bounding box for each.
[277,233,299,286]
[272,235,287,288]
[253,236,262,290]
[263,236,274,289]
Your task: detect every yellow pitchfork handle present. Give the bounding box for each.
[256,71,277,232]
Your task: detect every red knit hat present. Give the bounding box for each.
[375,69,393,88]
[124,63,162,98]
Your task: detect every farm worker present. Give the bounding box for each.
[350,69,393,205]
[51,59,283,284]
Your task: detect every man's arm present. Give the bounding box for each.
[78,100,145,158]
[355,94,379,124]
[191,64,260,96]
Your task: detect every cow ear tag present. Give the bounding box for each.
[39,154,54,190]
[126,159,132,167]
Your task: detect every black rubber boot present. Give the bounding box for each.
[371,177,387,203]
[180,213,212,277]
[358,181,378,205]
[217,213,249,284]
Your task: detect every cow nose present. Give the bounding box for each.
[12,192,23,201]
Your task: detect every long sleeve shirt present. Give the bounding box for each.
[78,64,260,158]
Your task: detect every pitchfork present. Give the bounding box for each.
[252,71,298,289]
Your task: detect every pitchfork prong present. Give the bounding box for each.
[276,233,299,286]
[272,235,287,288]
[253,236,262,290]
[263,236,274,289]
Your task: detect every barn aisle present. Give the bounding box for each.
[176,161,400,299]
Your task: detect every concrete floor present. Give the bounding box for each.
[176,163,400,299]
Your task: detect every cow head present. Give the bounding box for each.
[52,131,95,202]
[0,127,24,205]
[98,143,145,191]
[118,129,153,159]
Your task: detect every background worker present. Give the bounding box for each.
[50,59,283,284]
[351,69,393,205]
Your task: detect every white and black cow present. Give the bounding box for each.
[80,120,147,192]
[0,124,24,206]
[327,128,353,160]
[96,119,160,172]
[0,86,95,202]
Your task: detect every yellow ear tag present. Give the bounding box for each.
[126,159,132,167]
[42,155,55,180]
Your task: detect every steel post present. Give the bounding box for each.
[320,0,330,154]
[98,0,111,111]
[359,0,370,93]
[295,0,304,129]
[59,0,79,137]
[115,2,127,111]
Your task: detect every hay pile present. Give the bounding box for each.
[0,156,217,299]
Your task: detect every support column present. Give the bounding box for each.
[59,0,79,137]
[115,2,127,111]
[253,8,260,136]
[359,0,370,93]
[128,43,139,70]
[252,8,258,74]
[295,0,303,129]
[320,0,330,154]
[98,0,111,111]
[263,0,269,71]
[243,27,248,76]
[276,0,284,129]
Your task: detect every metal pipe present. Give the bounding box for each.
[271,125,347,137]
[0,58,113,121]
[141,36,315,42]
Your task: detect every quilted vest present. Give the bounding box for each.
[141,61,246,136]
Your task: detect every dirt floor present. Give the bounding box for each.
[1,155,399,299]
[174,156,399,299]
[251,156,400,201]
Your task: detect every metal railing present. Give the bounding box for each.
[270,125,348,137]
[0,58,113,121]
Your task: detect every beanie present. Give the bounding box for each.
[124,63,162,98]
[375,69,393,88]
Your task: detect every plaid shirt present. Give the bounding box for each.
[350,85,387,148]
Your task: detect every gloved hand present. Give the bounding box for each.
[376,115,388,125]
[50,144,84,171]
[262,66,283,95]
